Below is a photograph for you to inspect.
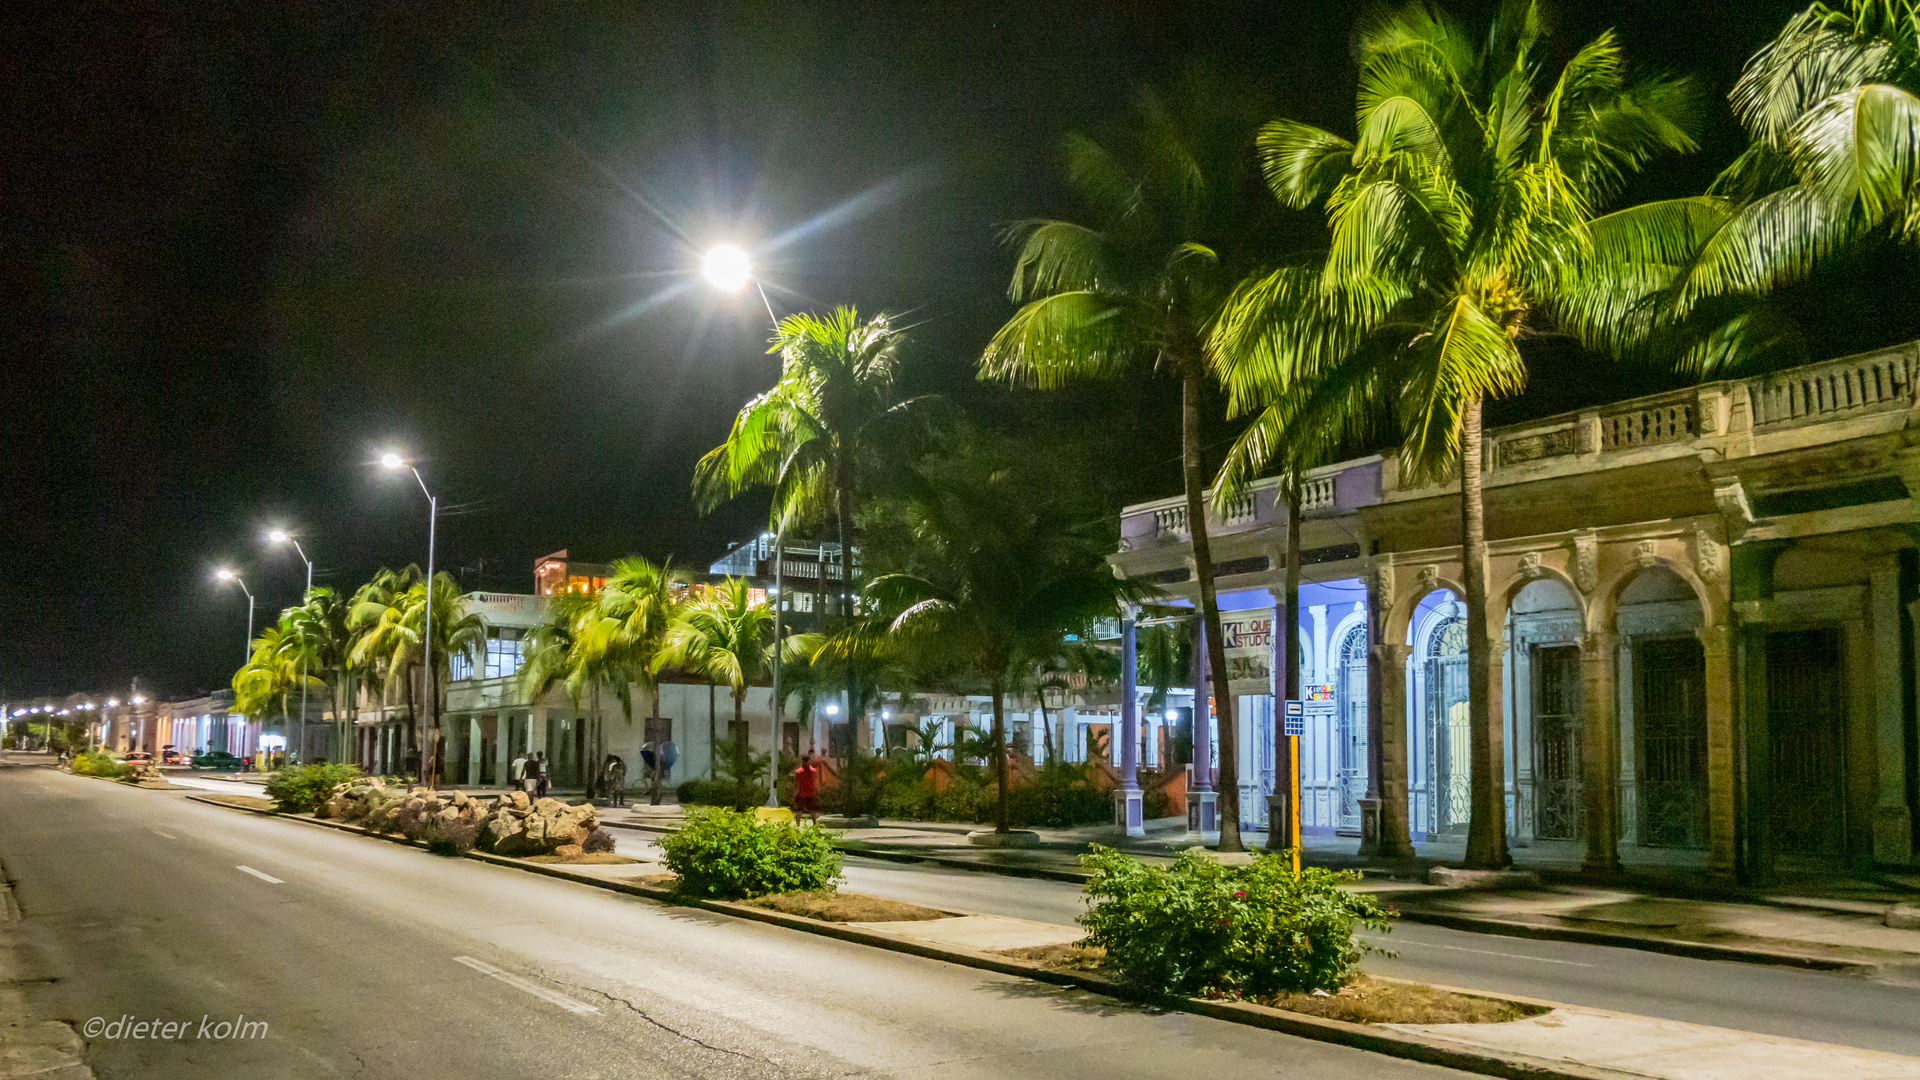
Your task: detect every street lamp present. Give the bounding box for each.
[705,245,782,807]
[269,528,315,761]
[215,568,254,664]
[380,451,437,786]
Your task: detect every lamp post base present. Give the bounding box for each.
[1116,785,1145,838]
[1188,789,1218,843]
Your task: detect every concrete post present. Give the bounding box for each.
[1580,630,1621,874]
[494,713,511,789]
[467,715,482,788]
[1190,616,1218,839]
[1118,612,1144,836]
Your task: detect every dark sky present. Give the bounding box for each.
[2,0,1808,700]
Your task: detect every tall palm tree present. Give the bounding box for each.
[978,72,1273,850]
[695,307,931,756]
[594,557,687,801]
[847,442,1132,835]
[351,570,484,787]
[656,577,776,763]
[1212,0,1697,867]
[285,587,354,763]
[234,616,318,761]
[349,566,424,766]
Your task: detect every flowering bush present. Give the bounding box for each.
[1076,846,1391,997]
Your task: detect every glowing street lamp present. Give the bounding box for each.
[701,243,752,293]
[379,451,438,786]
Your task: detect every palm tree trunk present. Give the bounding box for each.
[991,677,1010,833]
[1460,395,1510,869]
[834,459,862,810]
[1181,364,1242,852]
[585,687,601,801]
[649,682,664,805]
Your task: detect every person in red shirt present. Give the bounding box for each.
[792,753,820,823]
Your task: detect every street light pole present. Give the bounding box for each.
[702,243,788,808]
[270,530,314,763]
[381,454,437,786]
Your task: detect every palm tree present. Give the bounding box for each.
[847,442,1132,835]
[977,72,1273,851]
[234,615,319,763]
[593,557,687,802]
[285,587,354,763]
[656,577,776,767]
[349,566,424,767]
[695,307,931,757]
[351,570,484,787]
[1212,0,1697,867]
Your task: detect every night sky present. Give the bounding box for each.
[2,1,1813,700]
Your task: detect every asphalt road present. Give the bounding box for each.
[0,767,1475,1080]
[826,853,1920,1057]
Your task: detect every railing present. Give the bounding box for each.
[1751,347,1917,427]
[1600,394,1694,450]
[1300,475,1336,512]
[1220,491,1257,526]
[1154,505,1188,537]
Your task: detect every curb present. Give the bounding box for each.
[1380,907,1879,974]
[181,793,1649,1080]
[608,819,1892,972]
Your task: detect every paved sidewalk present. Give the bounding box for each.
[596,804,1920,970]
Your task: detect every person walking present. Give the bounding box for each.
[604,754,627,808]
[792,753,820,824]
[533,751,550,799]
[509,749,528,792]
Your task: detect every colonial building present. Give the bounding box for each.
[1105,341,1920,882]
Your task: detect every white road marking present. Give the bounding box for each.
[453,956,600,1015]
[150,829,177,840]
[1373,937,1593,967]
[235,865,283,884]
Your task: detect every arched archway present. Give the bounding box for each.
[1505,577,1586,843]
[1408,591,1471,837]
[1613,566,1709,854]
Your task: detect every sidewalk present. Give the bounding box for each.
[596,803,1920,971]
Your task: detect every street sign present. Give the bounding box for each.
[1283,700,1305,738]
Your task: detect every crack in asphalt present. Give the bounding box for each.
[582,986,757,1061]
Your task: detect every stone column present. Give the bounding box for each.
[1374,641,1415,857]
[1871,563,1914,863]
[1701,622,1738,883]
[493,714,510,788]
[466,716,482,787]
[1118,612,1144,836]
[1580,631,1621,874]
[1190,616,1218,838]
[1488,633,1511,846]
[529,708,548,774]
[1268,595,1290,849]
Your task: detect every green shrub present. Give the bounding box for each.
[72,751,127,779]
[658,807,842,900]
[676,777,769,811]
[264,762,362,813]
[1007,762,1112,827]
[1077,846,1391,997]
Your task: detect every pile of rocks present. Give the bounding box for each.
[316,777,615,858]
[124,762,167,784]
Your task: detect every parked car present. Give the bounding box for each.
[160,745,184,766]
[122,751,153,769]
[191,750,243,771]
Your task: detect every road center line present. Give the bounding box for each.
[453,956,600,1015]
[1371,937,1593,967]
[235,865,283,884]
[150,829,177,840]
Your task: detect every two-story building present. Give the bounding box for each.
[1103,342,1920,882]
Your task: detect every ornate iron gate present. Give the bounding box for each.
[1635,637,1707,849]
[1336,626,1369,833]
[1531,645,1582,841]
[1766,629,1845,859]
[1425,616,1471,836]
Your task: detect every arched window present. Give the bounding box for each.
[1424,610,1470,834]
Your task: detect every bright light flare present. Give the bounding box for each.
[378,452,405,470]
[215,568,237,582]
[701,244,752,292]
[268,529,290,544]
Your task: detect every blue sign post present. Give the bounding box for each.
[1283,700,1305,737]
[1283,700,1305,873]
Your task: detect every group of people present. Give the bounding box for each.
[508,749,551,798]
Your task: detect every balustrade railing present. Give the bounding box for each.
[1153,505,1188,537]
[1600,396,1694,450]
[1751,347,1917,427]
[1300,475,1336,512]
